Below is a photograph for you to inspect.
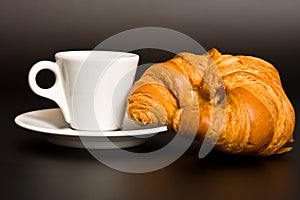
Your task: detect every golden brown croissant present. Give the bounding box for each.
[127,48,295,156]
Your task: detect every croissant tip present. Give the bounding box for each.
[207,48,222,60]
[209,47,219,52]
[275,147,293,155]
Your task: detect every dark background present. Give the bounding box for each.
[1,0,300,199]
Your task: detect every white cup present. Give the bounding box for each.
[28,51,139,131]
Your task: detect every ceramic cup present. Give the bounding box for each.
[28,51,139,131]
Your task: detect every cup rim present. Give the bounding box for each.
[55,50,139,60]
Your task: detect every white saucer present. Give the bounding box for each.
[15,108,167,149]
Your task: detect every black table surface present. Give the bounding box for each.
[2,94,299,200]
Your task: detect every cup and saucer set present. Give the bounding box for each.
[15,51,167,149]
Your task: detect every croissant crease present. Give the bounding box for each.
[127,48,295,156]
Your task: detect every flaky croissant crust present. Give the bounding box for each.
[127,48,295,156]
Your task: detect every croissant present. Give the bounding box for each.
[127,48,295,156]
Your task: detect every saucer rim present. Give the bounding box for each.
[15,108,167,137]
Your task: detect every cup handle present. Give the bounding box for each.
[28,61,71,123]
